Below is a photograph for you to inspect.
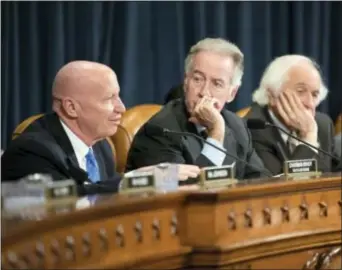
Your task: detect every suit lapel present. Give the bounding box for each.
[222,123,238,164]
[43,113,89,183]
[44,113,78,164]
[315,125,327,170]
[220,110,244,178]
[173,100,203,163]
[262,106,290,161]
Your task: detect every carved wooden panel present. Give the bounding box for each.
[2,208,185,269]
[183,184,342,268]
[216,189,341,247]
[2,175,341,269]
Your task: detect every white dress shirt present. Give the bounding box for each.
[60,120,90,171]
[268,109,318,153]
[268,110,297,146]
[195,124,226,166]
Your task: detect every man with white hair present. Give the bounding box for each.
[126,38,269,180]
[245,55,341,175]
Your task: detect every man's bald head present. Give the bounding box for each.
[51,61,125,145]
[52,61,117,101]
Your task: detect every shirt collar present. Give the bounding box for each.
[195,123,206,133]
[267,108,296,144]
[268,108,291,134]
[60,120,90,162]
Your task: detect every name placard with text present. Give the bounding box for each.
[120,171,156,193]
[199,163,237,189]
[284,158,321,180]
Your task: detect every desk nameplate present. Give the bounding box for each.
[120,172,156,193]
[199,163,237,189]
[284,158,321,180]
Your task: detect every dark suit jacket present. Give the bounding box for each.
[1,113,121,193]
[245,103,341,175]
[126,99,269,180]
[164,84,184,104]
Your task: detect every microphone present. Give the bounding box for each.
[145,124,273,178]
[246,119,340,162]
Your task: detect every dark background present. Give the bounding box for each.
[2,1,342,148]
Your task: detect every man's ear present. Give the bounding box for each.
[183,73,189,92]
[226,86,239,103]
[62,98,78,118]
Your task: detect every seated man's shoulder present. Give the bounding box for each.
[145,99,182,127]
[244,103,265,119]
[223,108,243,120]
[315,111,333,126]
[1,131,60,179]
[23,113,52,132]
[5,131,59,158]
[222,108,247,129]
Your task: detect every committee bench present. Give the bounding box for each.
[2,173,341,269]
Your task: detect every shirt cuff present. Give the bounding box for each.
[297,142,319,154]
[201,137,226,166]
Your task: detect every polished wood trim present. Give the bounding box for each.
[2,174,341,269]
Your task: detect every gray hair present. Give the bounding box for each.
[184,38,244,87]
[252,55,328,106]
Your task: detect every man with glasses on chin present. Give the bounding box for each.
[126,38,268,180]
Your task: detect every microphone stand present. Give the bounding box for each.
[265,123,340,161]
[163,128,274,178]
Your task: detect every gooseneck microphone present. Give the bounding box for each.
[145,124,273,178]
[246,119,340,162]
